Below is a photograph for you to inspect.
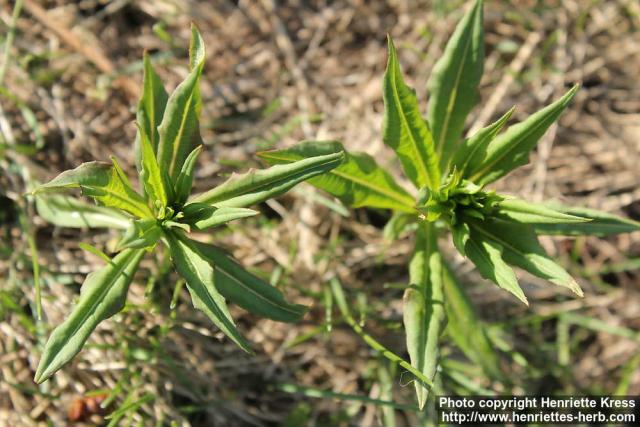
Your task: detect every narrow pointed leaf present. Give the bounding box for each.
[465,233,527,304]
[466,84,579,185]
[165,231,251,352]
[442,260,503,380]
[191,241,307,322]
[427,0,484,170]
[137,123,168,207]
[496,198,589,224]
[117,218,161,250]
[532,203,640,236]
[258,140,415,212]
[383,211,417,241]
[451,221,470,257]
[35,194,130,229]
[174,145,203,205]
[383,37,440,189]
[134,53,169,173]
[451,107,514,175]
[192,150,344,208]
[469,217,583,296]
[156,25,205,180]
[403,222,445,409]
[32,161,152,218]
[34,248,144,383]
[182,203,258,230]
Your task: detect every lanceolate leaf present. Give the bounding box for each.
[533,203,640,236]
[469,217,583,296]
[182,203,258,230]
[442,261,503,380]
[465,232,527,304]
[137,124,168,207]
[403,222,445,409]
[451,221,470,257]
[32,160,152,218]
[451,107,514,175]
[165,231,251,352]
[258,140,416,213]
[191,151,344,208]
[117,218,162,250]
[34,248,144,383]
[383,37,440,189]
[427,0,484,170]
[191,241,307,322]
[466,84,579,186]
[174,145,203,205]
[156,25,205,180]
[495,198,589,224]
[134,53,169,173]
[35,194,130,229]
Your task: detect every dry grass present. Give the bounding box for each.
[0,0,639,425]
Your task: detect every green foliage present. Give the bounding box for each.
[261,0,637,408]
[30,25,343,383]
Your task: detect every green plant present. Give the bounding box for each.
[259,0,640,408]
[30,25,344,383]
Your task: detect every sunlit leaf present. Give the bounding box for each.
[182,203,258,230]
[495,198,589,224]
[34,194,130,229]
[533,203,640,236]
[174,145,203,205]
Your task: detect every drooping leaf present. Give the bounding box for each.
[532,203,640,236]
[182,203,258,230]
[164,231,251,352]
[258,140,415,212]
[34,248,144,383]
[156,25,205,180]
[465,84,579,185]
[451,107,514,175]
[137,123,168,208]
[174,145,203,205]
[191,241,307,322]
[427,0,484,170]
[192,150,344,208]
[465,232,527,304]
[117,218,162,250]
[403,222,445,409]
[134,53,169,174]
[32,160,152,218]
[383,37,440,189]
[469,216,583,296]
[442,260,503,380]
[35,194,130,229]
[495,198,589,224]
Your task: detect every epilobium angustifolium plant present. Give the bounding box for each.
[260,0,640,408]
[30,26,343,383]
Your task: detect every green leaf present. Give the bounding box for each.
[451,107,514,175]
[532,203,640,236]
[34,248,144,383]
[137,123,168,208]
[427,0,484,170]
[442,260,503,380]
[465,84,579,185]
[495,198,589,224]
[258,140,415,212]
[469,217,583,297]
[117,218,161,250]
[32,160,152,219]
[383,37,440,189]
[164,231,251,352]
[174,145,202,205]
[451,221,470,257]
[383,211,417,241]
[134,53,169,173]
[156,25,205,180]
[403,222,445,409]
[35,194,130,229]
[465,231,527,305]
[182,203,258,230]
[191,241,307,322]
[192,150,344,208]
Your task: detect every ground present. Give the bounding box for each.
[0,0,639,426]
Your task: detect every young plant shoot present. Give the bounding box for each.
[259,0,640,408]
[30,25,344,383]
